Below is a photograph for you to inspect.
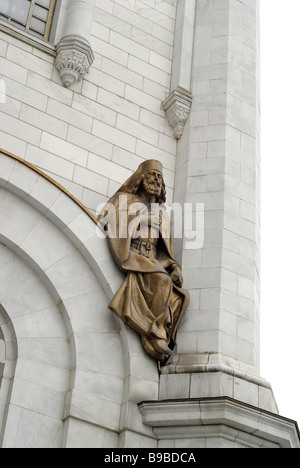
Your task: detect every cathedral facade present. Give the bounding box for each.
[0,0,299,448]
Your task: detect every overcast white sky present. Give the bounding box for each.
[260,0,300,426]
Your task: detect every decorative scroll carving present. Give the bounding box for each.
[55,35,94,88]
[162,87,193,139]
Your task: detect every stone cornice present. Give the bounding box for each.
[139,397,300,448]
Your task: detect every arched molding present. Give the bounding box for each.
[0,304,17,446]
[0,150,159,447]
[0,249,72,448]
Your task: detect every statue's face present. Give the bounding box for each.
[143,170,163,198]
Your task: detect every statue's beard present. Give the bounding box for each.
[143,180,162,197]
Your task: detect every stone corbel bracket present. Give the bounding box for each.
[162,0,195,139]
[55,35,94,88]
[162,86,192,139]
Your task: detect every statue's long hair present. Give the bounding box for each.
[117,173,167,204]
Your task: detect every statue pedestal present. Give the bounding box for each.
[139,397,300,448]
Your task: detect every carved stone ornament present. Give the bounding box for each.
[162,86,193,139]
[55,35,94,88]
[98,160,190,364]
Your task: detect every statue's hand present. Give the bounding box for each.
[170,265,183,288]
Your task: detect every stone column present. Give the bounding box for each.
[55,0,95,88]
[162,0,195,139]
[161,0,277,412]
[138,0,300,448]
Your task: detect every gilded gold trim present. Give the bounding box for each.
[0,148,98,224]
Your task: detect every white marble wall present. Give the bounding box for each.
[167,0,263,384]
[0,0,178,213]
[153,0,282,429]
[0,154,158,447]
[0,1,179,447]
[0,0,295,449]
[0,327,5,399]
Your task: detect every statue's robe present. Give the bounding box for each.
[99,192,190,360]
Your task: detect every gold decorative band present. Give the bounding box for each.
[0,148,98,224]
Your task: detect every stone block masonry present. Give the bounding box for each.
[163,0,270,412]
[1,0,299,449]
[0,0,178,213]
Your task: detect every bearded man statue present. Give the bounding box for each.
[98,160,190,363]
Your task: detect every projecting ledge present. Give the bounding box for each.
[138,397,300,449]
[160,353,271,388]
[162,87,192,139]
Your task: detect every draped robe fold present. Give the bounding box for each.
[99,192,190,361]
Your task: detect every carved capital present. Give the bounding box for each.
[162,86,192,139]
[55,35,94,88]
